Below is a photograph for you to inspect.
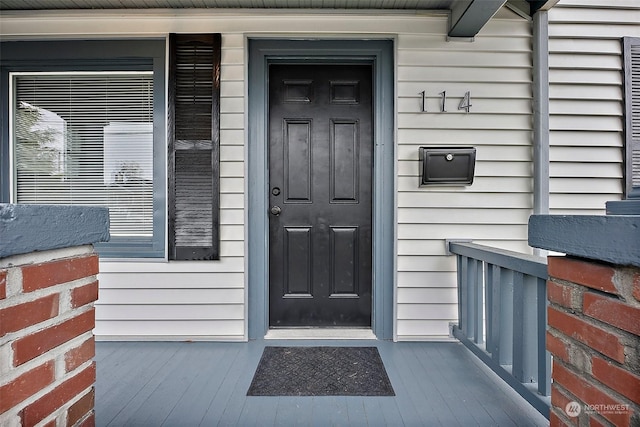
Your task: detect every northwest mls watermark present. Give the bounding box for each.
[565,401,631,418]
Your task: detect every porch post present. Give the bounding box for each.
[532,10,550,256]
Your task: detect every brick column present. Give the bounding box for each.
[545,256,640,426]
[0,204,108,427]
[529,214,640,426]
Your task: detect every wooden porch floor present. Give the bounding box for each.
[95,340,549,426]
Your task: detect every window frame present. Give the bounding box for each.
[623,36,640,199]
[1,39,166,258]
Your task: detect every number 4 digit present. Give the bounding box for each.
[458,91,471,113]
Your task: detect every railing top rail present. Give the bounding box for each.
[449,241,548,280]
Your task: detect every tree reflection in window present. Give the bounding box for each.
[15,101,66,178]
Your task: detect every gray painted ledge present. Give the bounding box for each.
[0,204,110,259]
[528,214,640,268]
[606,199,640,215]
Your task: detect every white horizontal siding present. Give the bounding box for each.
[396,7,533,340]
[397,192,532,208]
[2,7,536,341]
[94,321,245,340]
[398,287,457,303]
[99,288,244,305]
[397,320,456,338]
[557,0,640,9]
[398,208,533,224]
[548,0,638,214]
[96,305,244,320]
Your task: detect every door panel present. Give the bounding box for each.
[330,226,359,296]
[269,64,373,327]
[284,227,312,296]
[284,120,312,202]
[331,120,359,202]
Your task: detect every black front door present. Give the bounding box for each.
[268,64,373,328]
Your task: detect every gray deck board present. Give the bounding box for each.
[95,340,549,426]
[163,345,241,426]
[107,344,187,426]
[99,343,181,425]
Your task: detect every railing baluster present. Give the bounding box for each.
[485,263,493,350]
[458,255,468,336]
[474,260,483,345]
[488,264,501,363]
[466,257,475,340]
[500,268,513,366]
[512,271,525,381]
[514,273,539,383]
[537,276,551,396]
[525,275,539,384]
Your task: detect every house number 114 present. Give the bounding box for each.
[419,91,472,113]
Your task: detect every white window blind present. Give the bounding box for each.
[12,72,154,237]
[630,41,640,192]
[624,37,640,199]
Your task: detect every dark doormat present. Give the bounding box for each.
[247,346,395,396]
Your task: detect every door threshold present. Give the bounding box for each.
[265,329,376,340]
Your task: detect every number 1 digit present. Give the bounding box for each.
[420,90,427,112]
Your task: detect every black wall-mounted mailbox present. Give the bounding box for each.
[419,147,476,186]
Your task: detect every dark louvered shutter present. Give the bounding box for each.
[623,37,640,199]
[169,34,221,260]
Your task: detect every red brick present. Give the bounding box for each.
[550,408,573,427]
[13,309,95,366]
[553,360,632,426]
[548,306,626,364]
[583,292,640,336]
[22,254,99,293]
[591,356,640,405]
[548,257,618,295]
[67,388,95,427]
[77,412,95,427]
[65,337,95,373]
[589,415,609,427]
[21,362,95,426]
[551,383,580,426]
[547,330,570,362]
[0,293,60,336]
[0,360,55,414]
[633,273,640,302]
[0,270,6,299]
[71,281,98,309]
[548,280,579,309]
[42,420,56,427]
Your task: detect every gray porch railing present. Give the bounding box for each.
[448,241,551,419]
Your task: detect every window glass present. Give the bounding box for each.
[12,72,155,238]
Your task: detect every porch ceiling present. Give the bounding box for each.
[2,0,460,11]
[0,0,557,37]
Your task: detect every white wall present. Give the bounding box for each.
[395,8,533,339]
[548,0,640,215]
[1,7,534,340]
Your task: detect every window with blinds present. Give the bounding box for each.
[12,72,155,237]
[623,37,640,199]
